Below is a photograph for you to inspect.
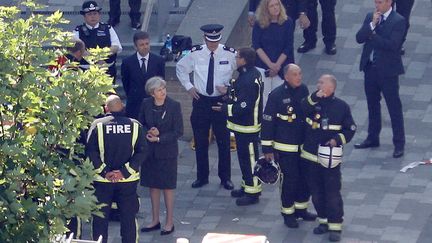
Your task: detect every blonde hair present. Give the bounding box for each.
[256,0,288,29]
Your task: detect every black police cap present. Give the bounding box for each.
[80,1,102,15]
[200,24,224,42]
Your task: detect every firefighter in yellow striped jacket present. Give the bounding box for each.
[300,74,356,242]
[261,64,317,228]
[214,47,263,206]
[86,95,146,243]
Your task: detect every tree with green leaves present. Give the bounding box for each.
[0,1,113,241]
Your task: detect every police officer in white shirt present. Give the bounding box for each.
[73,1,123,82]
[176,24,236,190]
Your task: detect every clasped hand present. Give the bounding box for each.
[106,170,124,182]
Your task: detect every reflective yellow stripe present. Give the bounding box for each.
[294,201,308,209]
[94,173,140,183]
[273,142,299,153]
[253,78,261,126]
[228,104,233,117]
[328,125,342,130]
[125,162,138,175]
[276,113,296,121]
[306,117,319,128]
[300,148,318,163]
[281,205,295,215]
[76,217,81,238]
[97,123,105,163]
[112,202,118,209]
[328,223,342,231]
[135,218,139,243]
[241,143,262,194]
[227,121,260,133]
[94,162,106,174]
[308,95,317,105]
[318,217,328,224]
[338,133,346,144]
[261,140,273,146]
[131,122,139,154]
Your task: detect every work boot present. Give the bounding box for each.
[329,231,341,242]
[231,188,244,198]
[295,209,317,221]
[313,224,328,234]
[235,195,259,206]
[282,214,299,228]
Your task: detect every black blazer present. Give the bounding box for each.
[121,52,165,119]
[138,96,183,160]
[356,10,406,77]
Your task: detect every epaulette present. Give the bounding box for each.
[99,22,111,30]
[223,45,236,53]
[191,45,203,52]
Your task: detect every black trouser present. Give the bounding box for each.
[191,95,231,182]
[93,181,139,243]
[303,0,337,46]
[304,159,343,231]
[66,217,81,239]
[364,64,405,150]
[394,0,415,44]
[279,152,310,215]
[234,132,261,196]
[109,0,142,23]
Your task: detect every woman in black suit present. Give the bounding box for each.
[138,77,183,235]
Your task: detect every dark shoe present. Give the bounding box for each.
[108,18,119,27]
[329,231,341,242]
[325,44,337,55]
[295,209,317,221]
[283,214,299,228]
[191,179,209,188]
[313,224,329,235]
[221,180,234,190]
[131,22,142,30]
[141,222,161,232]
[297,42,316,53]
[160,225,174,235]
[400,47,405,55]
[231,188,244,198]
[354,140,380,149]
[393,148,404,158]
[236,195,259,206]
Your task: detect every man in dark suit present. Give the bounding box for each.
[355,0,406,158]
[121,31,165,120]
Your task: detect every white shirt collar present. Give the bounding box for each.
[85,23,99,30]
[382,7,392,20]
[137,52,150,61]
[205,44,221,55]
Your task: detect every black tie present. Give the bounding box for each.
[141,57,147,74]
[206,52,214,95]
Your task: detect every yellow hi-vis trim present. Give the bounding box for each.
[135,218,139,243]
[281,205,295,215]
[131,122,139,155]
[228,104,233,117]
[227,121,260,133]
[305,118,342,130]
[97,123,105,163]
[241,143,262,194]
[261,140,273,146]
[318,217,328,224]
[253,78,261,126]
[273,142,299,153]
[300,146,318,163]
[338,133,346,145]
[308,95,318,105]
[76,217,81,239]
[294,201,308,209]
[328,223,342,231]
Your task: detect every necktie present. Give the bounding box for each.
[141,57,147,74]
[206,52,214,95]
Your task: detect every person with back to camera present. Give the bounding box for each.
[138,77,183,236]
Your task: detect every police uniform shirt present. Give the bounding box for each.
[73,23,123,54]
[176,43,236,97]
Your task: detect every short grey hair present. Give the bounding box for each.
[145,76,167,95]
